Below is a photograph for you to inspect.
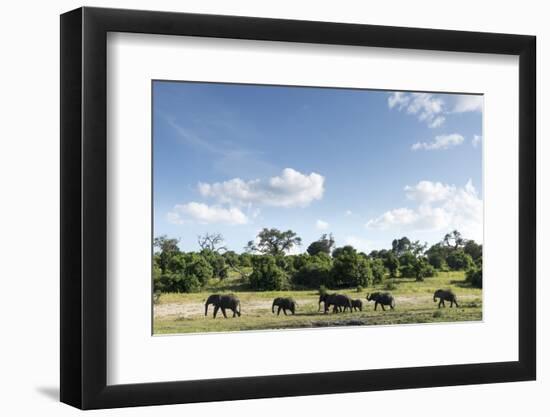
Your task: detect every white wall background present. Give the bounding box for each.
[0,0,545,415]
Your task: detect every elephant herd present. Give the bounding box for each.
[204,289,459,318]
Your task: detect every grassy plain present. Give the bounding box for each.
[153,270,482,334]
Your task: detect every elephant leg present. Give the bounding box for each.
[232,308,236,317]
[213,305,219,318]
[381,304,386,311]
[221,308,227,318]
[374,302,378,311]
[449,300,453,308]
[277,306,282,316]
[283,308,288,316]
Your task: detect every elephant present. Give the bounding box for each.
[366,292,395,311]
[433,289,459,308]
[351,299,363,312]
[272,297,297,316]
[318,293,353,313]
[204,294,241,318]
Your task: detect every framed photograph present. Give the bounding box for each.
[60,6,536,409]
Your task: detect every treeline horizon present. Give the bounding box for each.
[153,229,483,294]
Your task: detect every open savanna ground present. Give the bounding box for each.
[153,271,482,334]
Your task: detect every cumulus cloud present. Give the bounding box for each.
[345,210,353,216]
[388,92,446,128]
[388,93,483,128]
[316,219,329,230]
[472,134,482,147]
[411,133,464,151]
[366,180,482,241]
[405,181,455,203]
[453,95,483,113]
[167,202,248,225]
[198,168,325,208]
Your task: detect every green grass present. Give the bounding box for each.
[153,270,482,335]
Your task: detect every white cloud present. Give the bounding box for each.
[344,236,376,254]
[453,95,483,113]
[411,133,464,151]
[405,181,454,204]
[472,134,482,147]
[389,93,483,128]
[198,168,325,208]
[167,202,248,225]
[345,210,353,216]
[316,219,329,230]
[388,92,446,128]
[366,180,482,241]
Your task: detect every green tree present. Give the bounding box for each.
[383,251,400,278]
[391,237,411,256]
[446,250,474,270]
[426,243,449,269]
[246,228,302,256]
[443,230,465,249]
[370,258,386,284]
[238,252,252,267]
[330,246,372,288]
[184,253,213,286]
[306,234,335,256]
[463,240,483,262]
[412,257,435,281]
[466,259,483,288]
[398,252,417,277]
[292,253,332,288]
[200,249,228,279]
[248,256,289,290]
[153,235,180,273]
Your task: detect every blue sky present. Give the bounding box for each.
[153,81,483,253]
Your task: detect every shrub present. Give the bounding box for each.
[466,266,482,288]
[370,258,386,284]
[356,285,363,293]
[384,280,398,291]
[248,256,289,290]
[399,256,435,281]
[156,272,202,293]
[184,253,214,286]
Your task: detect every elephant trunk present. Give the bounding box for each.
[433,293,437,302]
[205,302,210,316]
[272,300,276,314]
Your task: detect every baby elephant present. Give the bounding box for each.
[205,294,241,318]
[433,289,459,308]
[366,292,395,311]
[272,297,297,316]
[351,299,363,312]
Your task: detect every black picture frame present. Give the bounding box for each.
[60,6,536,410]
